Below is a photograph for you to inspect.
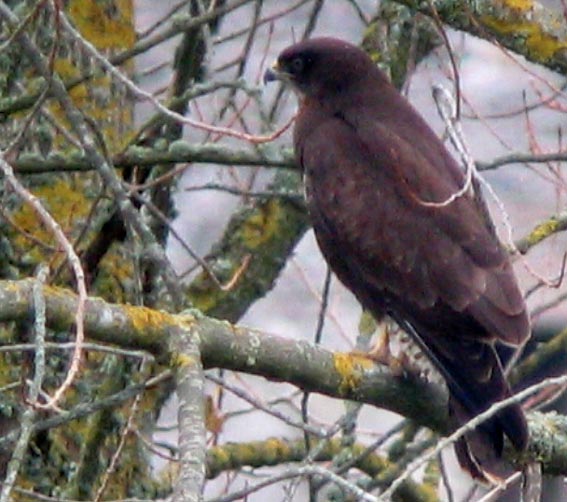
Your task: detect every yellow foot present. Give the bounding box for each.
[366,324,392,365]
[360,323,409,377]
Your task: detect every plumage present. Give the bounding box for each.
[264,37,530,481]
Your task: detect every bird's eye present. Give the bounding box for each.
[289,57,305,74]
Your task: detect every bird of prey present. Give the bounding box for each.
[264,37,530,481]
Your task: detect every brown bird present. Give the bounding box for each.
[264,37,530,481]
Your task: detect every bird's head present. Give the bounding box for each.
[264,37,376,99]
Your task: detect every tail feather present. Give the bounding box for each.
[450,393,527,482]
[444,339,528,482]
[389,312,529,481]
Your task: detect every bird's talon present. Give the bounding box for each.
[388,354,407,377]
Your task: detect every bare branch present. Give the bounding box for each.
[171,325,206,502]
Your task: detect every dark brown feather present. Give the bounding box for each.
[266,37,530,480]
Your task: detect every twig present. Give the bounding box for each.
[0,370,173,450]
[94,359,149,502]
[379,374,567,500]
[56,9,295,144]
[438,452,455,502]
[210,464,380,502]
[0,341,153,359]
[206,373,325,437]
[425,84,474,207]
[183,182,303,202]
[0,266,49,502]
[301,266,332,501]
[0,0,186,310]
[426,0,461,118]
[476,471,522,502]
[434,85,566,292]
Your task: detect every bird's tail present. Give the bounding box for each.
[450,391,527,482]
[443,340,528,483]
[392,315,528,481]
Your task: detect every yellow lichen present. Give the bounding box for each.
[358,310,378,337]
[333,352,374,395]
[94,250,136,304]
[172,353,197,367]
[122,304,176,333]
[525,29,567,60]
[264,438,290,459]
[188,274,223,314]
[482,13,567,62]
[502,0,533,12]
[211,446,231,465]
[47,62,133,151]
[67,0,135,49]
[44,0,135,152]
[525,218,559,247]
[11,179,92,263]
[361,23,382,64]
[241,199,282,249]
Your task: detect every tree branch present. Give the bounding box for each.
[185,169,308,321]
[12,142,295,174]
[0,279,566,475]
[515,212,567,254]
[394,0,567,74]
[171,325,206,502]
[206,438,437,502]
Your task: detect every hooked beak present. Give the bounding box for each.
[263,60,282,85]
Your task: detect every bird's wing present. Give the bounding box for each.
[299,115,529,346]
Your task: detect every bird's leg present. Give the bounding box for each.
[366,322,391,364]
[365,320,407,376]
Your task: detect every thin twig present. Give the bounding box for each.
[379,374,567,500]
[56,9,296,144]
[94,359,150,502]
[476,471,522,502]
[0,266,49,502]
[210,464,380,502]
[206,373,325,437]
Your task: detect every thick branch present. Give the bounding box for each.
[0,280,567,475]
[12,142,295,174]
[206,438,438,502]
[0,279,446,431]
[395,0,567,74]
